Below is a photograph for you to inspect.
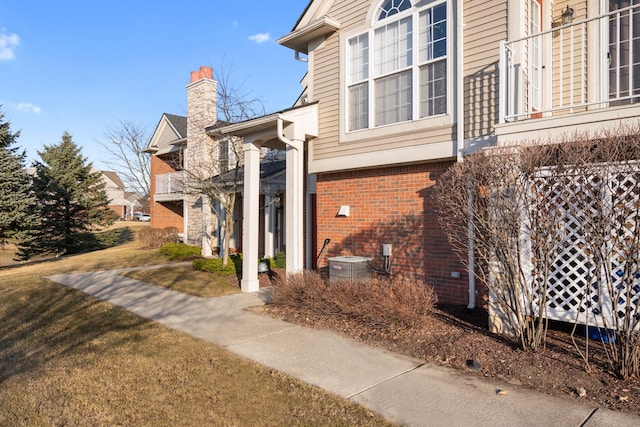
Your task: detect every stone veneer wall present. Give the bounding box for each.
[185,67,217,246]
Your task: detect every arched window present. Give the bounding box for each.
[347,0,448,131]
[378,0,412,20]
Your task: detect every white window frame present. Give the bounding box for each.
[343,0,451,140]
[529,0,542,112]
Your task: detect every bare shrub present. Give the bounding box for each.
[436,124,640,378]
[270,271,437,332]
[435,146,557,351]
[554,129,640,379]
[138,227,180,248]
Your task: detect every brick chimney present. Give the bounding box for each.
[190,65,213,84]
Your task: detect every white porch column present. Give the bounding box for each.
[263,186,275,259]
[286,138,304,273]
[241,139,261,292]
[201,197,213,257]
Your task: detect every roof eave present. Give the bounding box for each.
[277,15,340,54]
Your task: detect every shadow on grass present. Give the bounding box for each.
[0,280,149,385]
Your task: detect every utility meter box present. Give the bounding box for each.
[328,256,371,282]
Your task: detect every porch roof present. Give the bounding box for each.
[208,102,318,149]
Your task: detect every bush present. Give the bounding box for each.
[270,271,437,331]
[275,251,286,269]
[95,227,134,248]
[138,227,180,248]
[192,257,237,276]
[159,243,201,261]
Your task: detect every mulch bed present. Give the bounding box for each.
[252,275,640,416]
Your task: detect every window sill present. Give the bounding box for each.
[340,114,452,144]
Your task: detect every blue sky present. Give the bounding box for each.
[0,0,309,168]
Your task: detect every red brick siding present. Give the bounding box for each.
[108,204,125,218]
[153,201,184,231]
[149,155,183,231]
[316,161,470,306]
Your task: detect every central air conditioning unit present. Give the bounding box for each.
[328,256,372,281]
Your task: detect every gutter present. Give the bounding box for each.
[277,117,303,151]
[456,0,476,309]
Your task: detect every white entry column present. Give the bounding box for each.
[285,132,304,274]
[241,139,261,292]
[263,185,275,259]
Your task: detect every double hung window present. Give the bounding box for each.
[347,0,448,132]
[608,0,640,103]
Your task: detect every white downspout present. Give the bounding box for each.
[456,0,464,164]
[277,118,303,151]
[456,0,475,309]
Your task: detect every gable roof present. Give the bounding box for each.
[101,170,125,190]
[145,113,187,154]
[164,113,187,139]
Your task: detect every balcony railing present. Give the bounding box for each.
[156,171,184,195]
[499,4,640,123]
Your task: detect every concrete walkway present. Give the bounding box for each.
[47,267,640,427]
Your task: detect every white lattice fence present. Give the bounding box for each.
[527,168,640,330]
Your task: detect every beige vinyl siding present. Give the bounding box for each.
[313,126,454,158]
[551,0,589,114]
[157,124,180,148]
[312,0,367,162]
[464,0,507,140]
[311,0,459,164]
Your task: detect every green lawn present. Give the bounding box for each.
[122,264,241,298]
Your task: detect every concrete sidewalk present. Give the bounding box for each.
[47,268,640,427]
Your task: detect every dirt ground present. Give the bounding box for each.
[257,271,640,416]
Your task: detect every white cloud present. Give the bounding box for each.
[17,103,41,114]
[248,32,270,44]
[0,32,20,61]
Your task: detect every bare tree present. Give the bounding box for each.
[102,120,150,197]
[215,60,265,124]
[181,60,269,267]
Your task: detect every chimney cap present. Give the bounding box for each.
[190,66,213,83]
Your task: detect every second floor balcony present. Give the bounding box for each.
[155,171,184,202]
[497,3,640,143]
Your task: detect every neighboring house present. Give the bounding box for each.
[124,192,144,219]
[98,169,134,219]
[146,67,286,257]
[145,112,187,236]
[216,0,640,311]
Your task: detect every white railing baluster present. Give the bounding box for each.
[560,28,564,109]
[500,4,640,122]
[616,11,621,99]
[155,171,184,195]
[581,22,586,105]
[630,10,634,99]
[499,40,506,123]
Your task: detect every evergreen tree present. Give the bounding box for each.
[0,107,36,248]
[18,132,115,258]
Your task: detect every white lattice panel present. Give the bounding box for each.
[527,168,640,330]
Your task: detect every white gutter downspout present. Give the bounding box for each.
[277,118,303,151]
[456,0,476,309]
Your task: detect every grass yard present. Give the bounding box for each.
[122,265,241,298]
[0,230,393,426]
